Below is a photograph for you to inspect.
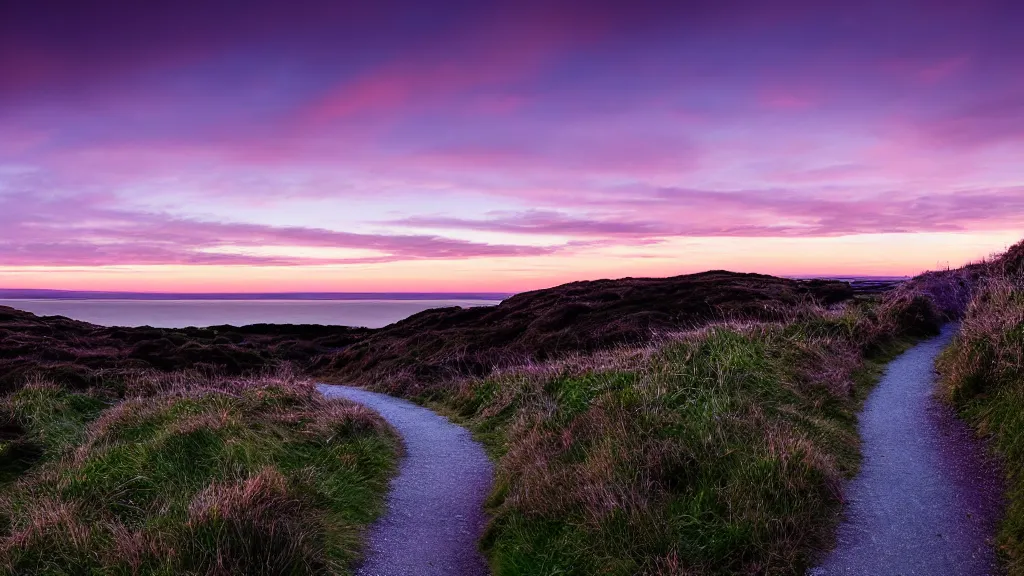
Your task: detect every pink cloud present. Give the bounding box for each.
[757,87,821,111]
[761,164,878,184]
[923,92,1024,147]
[0,191,564,267]
[390,210,673,237]
[2,0,1022,288]
[388,188,1024,239]
[305,68,433,123]
[918,56,971,84]
[301,8,604,125]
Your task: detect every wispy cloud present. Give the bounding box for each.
[0,191,562,266]
[1,0,1022,285]
[389,210,674,237]
[388,188,1024,239]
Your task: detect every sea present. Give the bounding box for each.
[0,276,907,330]
[0,292,507,329]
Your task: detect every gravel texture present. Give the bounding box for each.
[811,325,1004,575]
[318,385,494,576]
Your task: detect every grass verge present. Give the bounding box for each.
[403,292,937,575]
[939,270,1024,573]
[0,373,398,575]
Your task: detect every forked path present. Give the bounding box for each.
[812,325,1004,575]
[318,385,493,576]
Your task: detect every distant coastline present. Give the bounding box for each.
[0,276,910,302]
[0,289,513,301]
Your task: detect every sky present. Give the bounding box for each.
[1,0,1022,292]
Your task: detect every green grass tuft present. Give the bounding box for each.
[0,375,397,575]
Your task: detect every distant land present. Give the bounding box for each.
[0,276,908,301]
[0,289,513,301]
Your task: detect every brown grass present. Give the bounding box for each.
[932,239,1024,573]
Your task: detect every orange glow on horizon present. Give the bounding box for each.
[1,232,1017,294]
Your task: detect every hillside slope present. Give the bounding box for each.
[319,271,855,391]
[2,269,932,575]
[939,239,1024,574]
[0,306,369,393]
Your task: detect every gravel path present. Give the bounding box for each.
[318,385,494,576]
[811,325,1004,575]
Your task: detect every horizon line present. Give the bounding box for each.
[0,274,910,301]
[0,288,513,301]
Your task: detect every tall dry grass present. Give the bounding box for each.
[939,267,1024,573]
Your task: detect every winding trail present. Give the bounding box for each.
[318,385,493,576]
[812,325,1004,575]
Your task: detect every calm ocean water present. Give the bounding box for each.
[0,299,502,329]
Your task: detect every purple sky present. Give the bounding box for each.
[1,0,1022,291]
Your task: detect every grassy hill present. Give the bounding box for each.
[0,268,945,574]
[318,271,856,392]
[0,308,396,574]
[313,272,937,574]
[0,305,370,394]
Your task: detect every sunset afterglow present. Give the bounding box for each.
[2,1,1022,291]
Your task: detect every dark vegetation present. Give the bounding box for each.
[938,239,1024,574]
[318,271,856,392]
[0,306,369,394]
[0,268,946,575]
[0,271,856,398]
